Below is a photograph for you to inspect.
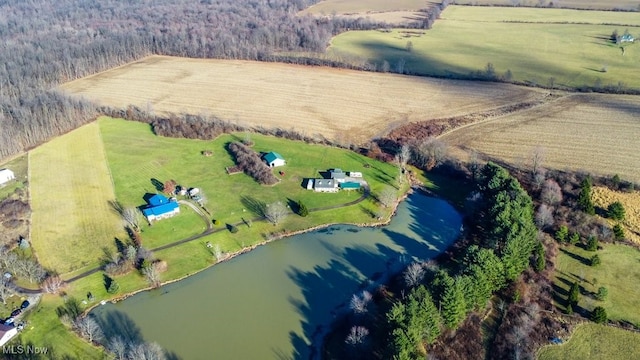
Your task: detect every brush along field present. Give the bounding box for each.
[328,6,640,90]
[61,55,546,144]
[452,0,640,11]
[441,94,640,183]
[29,122,122,275]
[592,186,640,243]
[537,323,640,360]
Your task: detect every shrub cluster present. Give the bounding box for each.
[228,142,278,185]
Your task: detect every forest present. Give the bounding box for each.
[0,0,395,160]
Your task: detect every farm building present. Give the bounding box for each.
[314,179,338,192]
[340,182,361,190]
[0,169,15,186]
[263,152,286,168]
[142,194,180,222]
[0,323,18,346]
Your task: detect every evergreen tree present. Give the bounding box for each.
[613,224,625,240]
[107,279,120,294]
[555,225,569,243]
[568,232,580,245]
[591,306,607,323]
[577,177,595,214]
[607,201,625,220]
[440,277,467,329]
[590,254,601,266]
[596,287,608,301]
[534,241,546,272]
[568,282,580,305]
[297,200,309,217]
[586,235,598,251]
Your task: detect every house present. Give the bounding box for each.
[348,171,362,178]
[142,194,180,222]
[0,324,18,346]
[314,179,338,193]
[330,169,346,183]
[263,152,286,168]
[621,33,635,42]
[0,169,15,186]
[340,182,361,190]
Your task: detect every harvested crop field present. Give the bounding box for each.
[299,0,428,15]
[60,55,545,144]
[441,94,640,183]
[592,186,640,243]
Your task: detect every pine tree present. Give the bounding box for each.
[555,225,569,243]
[534,242,546,272]
[591,306,607,323]
[586,235,598,251]
[577,177,595,215]
[613,224,625,240]
[441,277,467,329]
[107,279,120,294]
[607,201,625,220]
[568,282,580,305]
[297,200,309,217]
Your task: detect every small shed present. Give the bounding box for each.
[188,188,200,197]
[0,169,15,186]
[621,34,635,42]
[264,152,286,168]
[348,172,363,178]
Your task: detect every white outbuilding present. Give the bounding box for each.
[0,169,15,186]
[0,324,18,346]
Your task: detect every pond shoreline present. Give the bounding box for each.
[84,187,415,316]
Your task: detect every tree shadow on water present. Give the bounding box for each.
[281,240,406,359]
[94,310,144,344]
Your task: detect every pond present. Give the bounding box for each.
[91,193,462,359]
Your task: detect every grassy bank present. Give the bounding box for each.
[537,323,640,360]
[554,243,640,326]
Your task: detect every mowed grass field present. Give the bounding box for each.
[329,6,640,90]
[441,94,640,183]
[537,323,640,360]
[99,117,397,227]
[30,122,122,275]
[61,55,545,144]
[554,243,640,326]
[453,0,640,11]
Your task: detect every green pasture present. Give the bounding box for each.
[554,243,640,326]
[537,323,640,360]
[140,204,207,249]
[452,0,640,11]
[328,7,640,90]
[443,5,640,25]
[0,154,28,201]
[99,117,398,227]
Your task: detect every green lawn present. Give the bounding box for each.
[99,117,398,227]
[140,204,207,249]
[328,6,640,90]
[553,243,640,326]
[537,323,640,360]
[0,154,28,201]
[452,0,640,11]
[29,122,124,275]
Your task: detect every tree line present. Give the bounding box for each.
[0,0,391,161]
[377,163,539,359]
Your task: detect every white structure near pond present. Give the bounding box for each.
[0,324,18,346]
[0,169,15,186]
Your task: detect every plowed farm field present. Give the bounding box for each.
[441,94,640,183]
[60,55,546,144]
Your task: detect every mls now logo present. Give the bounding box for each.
[3,345,49,355]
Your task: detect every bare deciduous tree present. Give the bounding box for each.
[535,204,554,229]
[108,336,128,360]
[123,207,141,231]
[379,186,397,208]
[345,326,369,346]
[42,275,64,294]
[128,342,166,360]
[404,262,425,288]
[75,316,104,344]
[265,201,288,225]
[413,137,448,170]
[349,290,372,314]
[142,263,161,288]
[531,146,545,177]
[17,259,46,283]
[0,280,15,305]
[541,179,562,205]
